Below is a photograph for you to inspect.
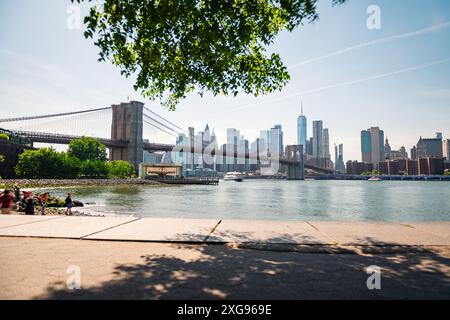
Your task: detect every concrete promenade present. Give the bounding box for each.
[1,215,450,299]
[0,215,449,245]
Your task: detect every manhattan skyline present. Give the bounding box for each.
[0,0,449,161]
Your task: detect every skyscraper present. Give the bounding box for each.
[188,127,195,169]
[335,143,345,173]
[226,128,240,171]
[270,125,283,157]
[323,128,330,159]
[204,124,211,143]
[312,120,323,158]
[259,130,271,156]
[297,102,307,153]
[360,127,384,163]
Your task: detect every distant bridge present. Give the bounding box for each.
[0,101,335,178]
[9,129,333,175]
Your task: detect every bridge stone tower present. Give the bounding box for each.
[285,145,305,180]
[110,101,144,171]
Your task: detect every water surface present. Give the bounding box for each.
[42,180,450,221]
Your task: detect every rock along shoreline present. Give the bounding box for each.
[0,178,162,189]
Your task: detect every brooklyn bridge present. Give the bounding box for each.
[0,101,334,179]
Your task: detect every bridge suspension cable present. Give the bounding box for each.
[143,120,178,137]
[143,107,205,146]
[143,113,183,136]
[143,106,187,133]
[0,107,112,123]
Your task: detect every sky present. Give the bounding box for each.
[0,0,449,161]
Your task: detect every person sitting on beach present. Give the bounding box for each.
[23,191,35,215]
[65,192,74,215]
[0,190,16,215]
[39,192,49,215]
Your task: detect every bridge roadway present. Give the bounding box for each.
[10,130,334,174]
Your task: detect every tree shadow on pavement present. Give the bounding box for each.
[37,235,450,300]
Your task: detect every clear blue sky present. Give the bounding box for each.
[1,0,449,161]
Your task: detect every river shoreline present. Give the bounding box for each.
[0,178,161,189]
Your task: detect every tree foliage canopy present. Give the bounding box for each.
[15,139,136,179]
[15,148,81,179]
[107,160,136,178]
[72,0,345,109]
[68,136,108,162]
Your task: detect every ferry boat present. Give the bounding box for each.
[368,176,383,181]
[223,172,244,182]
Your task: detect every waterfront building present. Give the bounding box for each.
[428,157,445,175]
[297,102,307,153]
[312,120,323,158]
[416,137,443,158]
[139,163,182,179]
[418,157,444,175]
[346,160,374,175]
[407,160,419,176]
[387,160,400,175]
[377,158,445,176]
[378,161,388,175]
[398,159,407,174]
[376,160,404,175]
[361,127,384,164]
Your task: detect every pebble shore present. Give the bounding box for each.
[0,178,161,189]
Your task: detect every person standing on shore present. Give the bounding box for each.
[65,192,73,215]
[39,192,49,215]
[23,191,35,215]
[13,186,21,210]
[0,190,16,215]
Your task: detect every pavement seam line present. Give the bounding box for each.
[306,221,340,245]
[0,216,66,230]
[399,222,449,240]
[203,219,222,243]
[79,217,142,239]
